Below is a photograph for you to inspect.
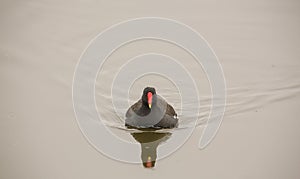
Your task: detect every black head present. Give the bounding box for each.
[141,87,156,108]
[143,87,156,95]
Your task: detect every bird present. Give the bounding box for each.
[125,87,178,129]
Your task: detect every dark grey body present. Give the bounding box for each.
[125,88,179,129]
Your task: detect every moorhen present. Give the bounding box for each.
[125,87,178,129]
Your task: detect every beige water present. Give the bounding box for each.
[1,0,300,178]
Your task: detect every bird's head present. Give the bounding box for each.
[142,87,156,109]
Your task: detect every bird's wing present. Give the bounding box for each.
[166,103,177,116]
[126,99,142,118]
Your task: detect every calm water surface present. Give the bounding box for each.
[1,0,300,178]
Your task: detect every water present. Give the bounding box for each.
[94,66,300,167]
[1,0,300,178]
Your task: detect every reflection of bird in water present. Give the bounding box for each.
[131,131,172,168]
